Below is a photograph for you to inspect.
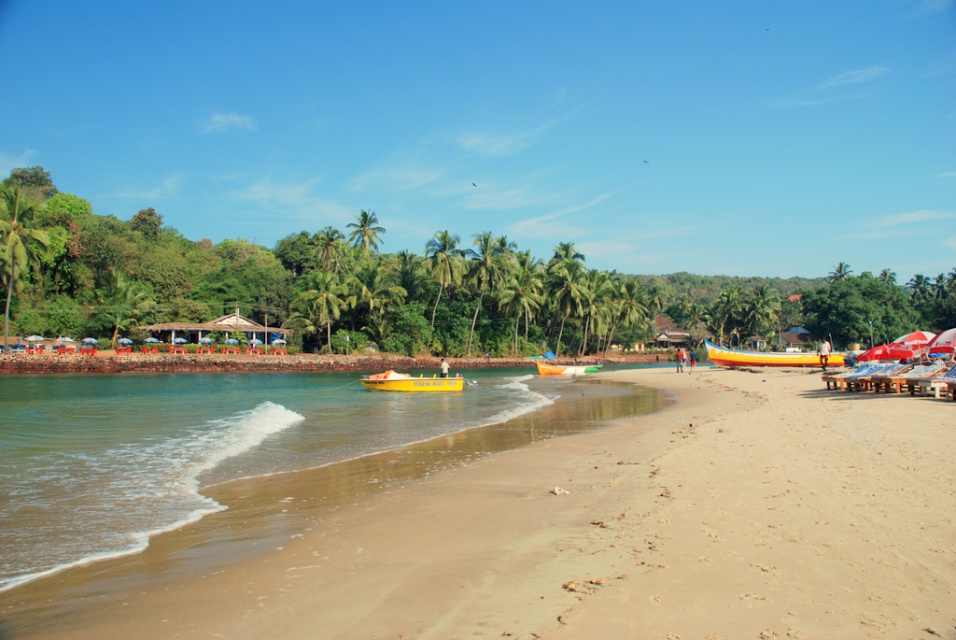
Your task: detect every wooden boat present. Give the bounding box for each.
[360,370,464,392]
[536,361,602,376]
[704,339,846,368]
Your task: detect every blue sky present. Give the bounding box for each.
[1,1,954,282]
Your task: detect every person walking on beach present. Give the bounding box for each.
[440,358,450,378]
[689,349,697,373]
[675,348,684,373]
[818,339,831,371]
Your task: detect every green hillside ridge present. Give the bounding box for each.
[3,167,954,355]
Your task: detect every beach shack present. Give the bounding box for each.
[139,309,291,346]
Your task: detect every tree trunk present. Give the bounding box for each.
[513,313,520,356]
[4,266,15,349]
[555,317,566,357]
[430,286,443,327]
[466,290,484,357]
[603,323,617,359]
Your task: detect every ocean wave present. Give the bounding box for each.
[0,401,304,593]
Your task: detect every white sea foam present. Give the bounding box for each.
[0,401,304,593]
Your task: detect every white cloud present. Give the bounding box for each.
[348,164,444,193]
[874,209,955,226]
[0,149,37,175]
[946,236,956,250]
[936,171,956,178]
[114,174,181,200]
[508,192,616,237]
[815,66,891,91]
[198,112,257,134]
[230,178,351,223]
[452,120,558,158]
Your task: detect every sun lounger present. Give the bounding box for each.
[823,363,882,390]
[906,363,956,399]
[846,363,911,392]
[871,361,946,394]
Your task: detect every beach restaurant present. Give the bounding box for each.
[139,310,291,345]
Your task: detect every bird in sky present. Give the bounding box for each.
[472,182,477,187]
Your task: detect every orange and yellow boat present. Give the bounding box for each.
[704,339,845,368]
[535,361,602,376]
[360,370,464,392]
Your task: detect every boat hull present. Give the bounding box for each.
[704,339,846,368]
[360,377,464,392]
[536,361,602,376]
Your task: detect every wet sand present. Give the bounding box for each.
[2,366,955,639]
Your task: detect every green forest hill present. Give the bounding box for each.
[2,167,955,356]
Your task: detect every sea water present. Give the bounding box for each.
[0,366,658,593]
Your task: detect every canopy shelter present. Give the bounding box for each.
[139,310,290,345]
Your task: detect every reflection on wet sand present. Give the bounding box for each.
[0,378,663,637]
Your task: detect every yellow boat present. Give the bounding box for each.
[360,370,464,392]
[704,339,846,368]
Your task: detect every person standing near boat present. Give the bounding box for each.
[818,339,831,371]
[440,358,450,378]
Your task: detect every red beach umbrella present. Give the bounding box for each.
[891,330,935,346]
[857,344,895,362]
[927,328,956,355]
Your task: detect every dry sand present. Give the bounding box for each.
[3,366,955,639]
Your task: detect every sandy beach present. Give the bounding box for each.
[2,366,954,639]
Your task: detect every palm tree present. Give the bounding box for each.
[423,230,464,327]
[878,268,897,285]
[96,270,156,346]
[346,256,407,328]
[828,262,852,283]
[498,252,544,356]
[315,226,347,273]
[286,271,347,352]
[0,187,51,348]
[603,278,648,357]
[391,250,429,302]
[742,284,780,347]
[549,258,589,356]
[346,210,385,255]
[711,285,743,345]
[932,273,948,299]
[906,274,931,304]
[551,241,585,264]
[580,269,613,355]
[463,232,515,356]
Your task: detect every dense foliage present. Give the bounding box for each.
[2,167,954,354]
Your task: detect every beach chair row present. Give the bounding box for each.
[823,362,956,398]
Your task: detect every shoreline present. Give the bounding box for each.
[0,352,661,375]
[2,367,954,638]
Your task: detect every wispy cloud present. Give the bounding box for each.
[815,65,891,91]
[198,112,257,134]
[114,174,181,200]
[936,171,956,178]
[452,120,559,158]
[348,163,444,193]
[230,177,351,223]
[773,65,891,108]
[0,148,36,175]
[843,209,956,239]
[508,192,616,238]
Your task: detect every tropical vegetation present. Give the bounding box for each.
[2,166,954,356]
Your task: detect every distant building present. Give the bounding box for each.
[779,325,813,349]
[654,315,692,349]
